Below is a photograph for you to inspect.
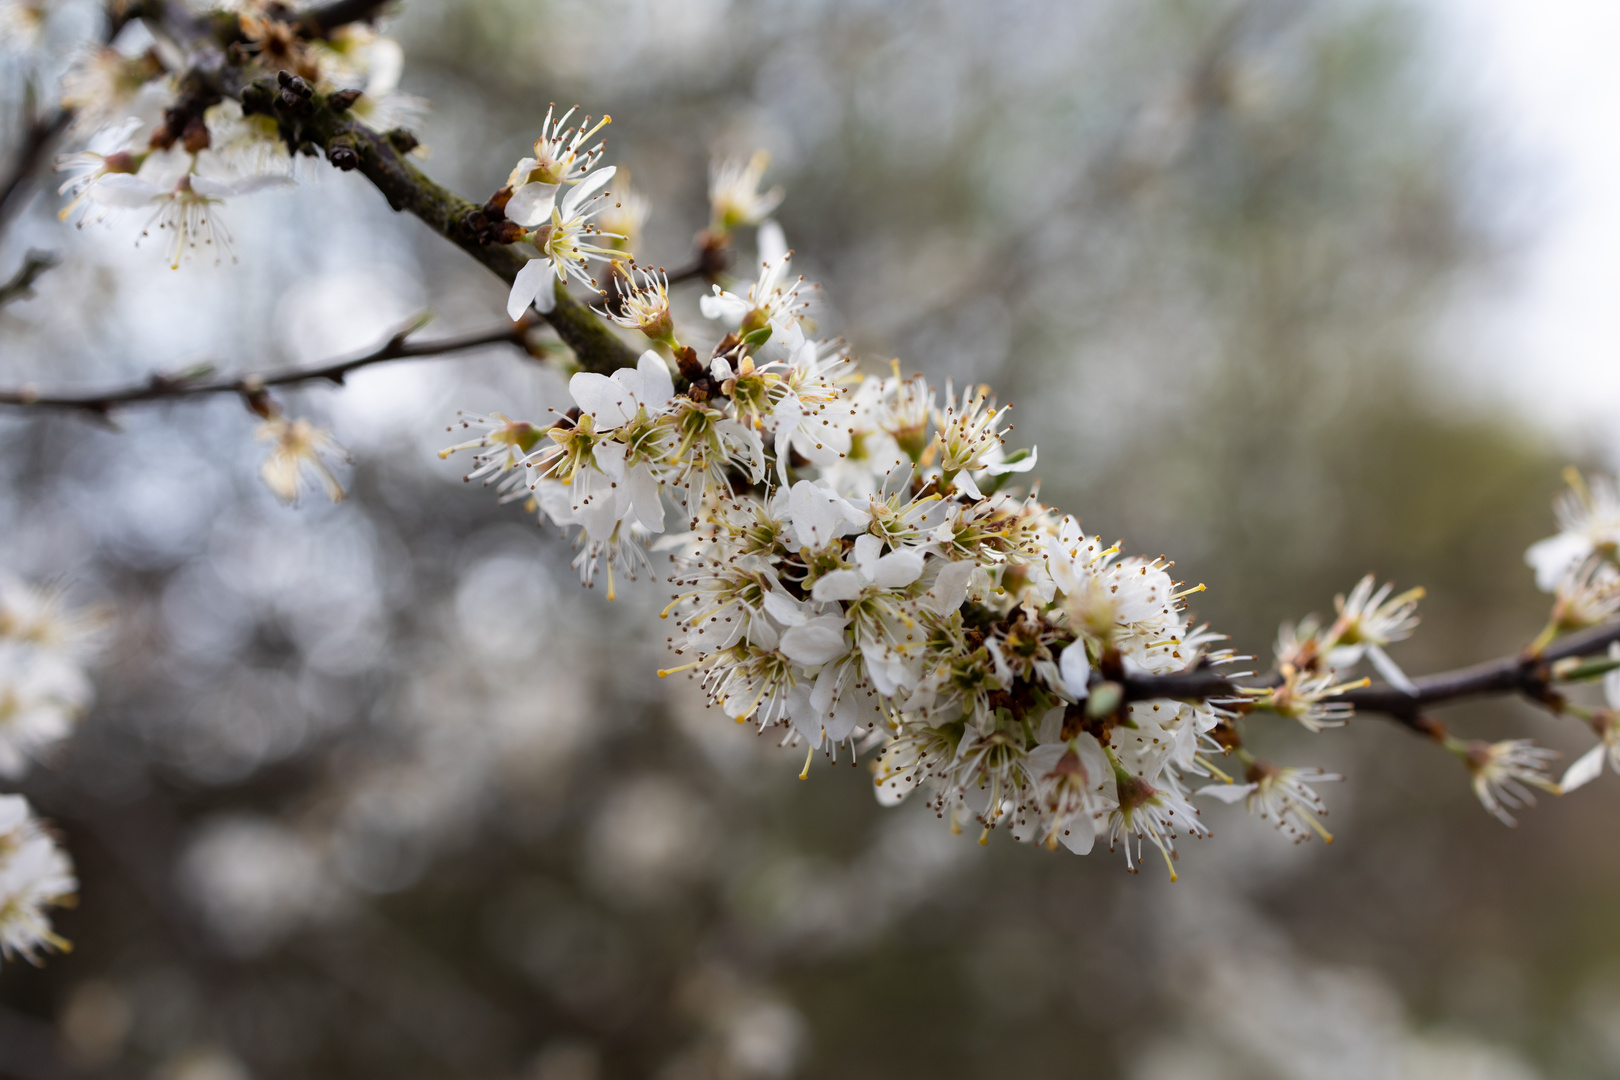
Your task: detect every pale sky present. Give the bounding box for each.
[1427,0,1620,461]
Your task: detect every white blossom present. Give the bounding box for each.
[506,166,622,318]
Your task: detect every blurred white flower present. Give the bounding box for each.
[709,150,783,233]
[89,171,294,269]
[1458,739,1559,827]
[1198,763,1340,844]
[1525,470,1620,592]
[0,794,77,965]
[256,416,350,505]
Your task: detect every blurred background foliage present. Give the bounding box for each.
[1,0,1615,1078]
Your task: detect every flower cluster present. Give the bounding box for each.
[447,122,1381,880]
[50,1,419,268]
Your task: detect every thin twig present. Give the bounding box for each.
[1117,619,1620,729]
[0,314,537,414]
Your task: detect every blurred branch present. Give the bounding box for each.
[0,314,538,415]
[0,109,71,227]
[295,0,396,36]
[1116,619,1620,734]
[0,1,141,229]
[0,250,58,307]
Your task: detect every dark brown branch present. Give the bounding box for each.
[1118,619,1620,729]
[0,250,58,307]
[0,315,536,414]
[295,0,396,37]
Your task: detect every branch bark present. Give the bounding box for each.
[0,316,537,414]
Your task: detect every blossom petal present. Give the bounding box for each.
[1058,815,1096,855]
[852,534,883,578]
[87,173,161,206]
[870,549,924,589]
[508,258,552,320]
[207,174,294,197]
[985,446,1038,475]
[635,350,675,408]
[1060,643,1090,699]
[1560,743,1607,794]
[811,570,865,603]
[928,560,974,616]
[762,589,806,627]
[1367,643,1419,696]
[561,165,615,219]
[779,617,850,666]
[506,180,559,227]
[1036,706,1066,745]
[570,371,635,429]
[1195,782,1257,804]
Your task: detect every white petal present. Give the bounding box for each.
[534,273,559,313]
[1560,743,1607,794]
[506,180,559,227]
[570,371,634,429]
[779,618,850,666]
[1526,533,1591,593]
[699,290,748,325]
[561,165,615,218]
[928,560,974,615]
[809,657,849,717]
[954,471,982,499]
[570,468,623,539]
[762,589,807,627]
[591,439,627,480]
[852,534,883,578]
[508,258,552,320]
[1036,706,1065,745]
[1060,643,1091,699]
[87,173,160,206]
[625,462,664,532]
[822,694,863,743]
[811,570,865,603]
[212,174,294,197]
[985,446,1038,474]
[758,219,788,269]
[1195,782,1257,804]
[1367,643,1419,696]
[870,549,924,589]
[709,356,734,382]
[1058,815,1096,856]
[636,350,675,407]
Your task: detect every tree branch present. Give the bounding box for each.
[0,315,537,414]
[0,109,71,226]
[295,0,396,37]
[1117,619,1620,731]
